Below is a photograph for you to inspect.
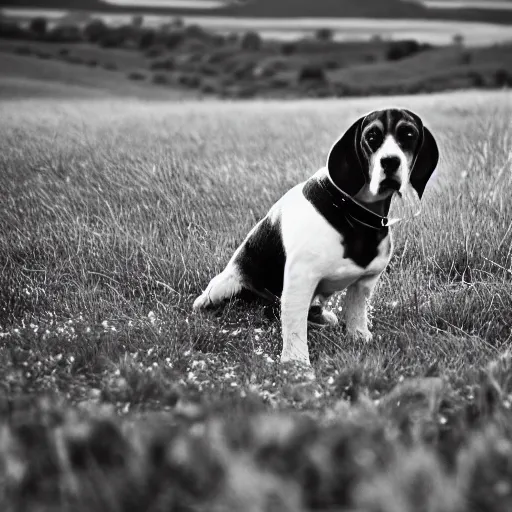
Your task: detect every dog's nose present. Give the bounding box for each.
[381,156,401,174]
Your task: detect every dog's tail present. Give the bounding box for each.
[193,266,243,310]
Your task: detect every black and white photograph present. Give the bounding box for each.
[1,0,512,510]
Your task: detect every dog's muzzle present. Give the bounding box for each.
[378,156,402,193]
[379,178,401,193]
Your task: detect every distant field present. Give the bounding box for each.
[2,10,512,102]
[0,39,147,70]
[325,43,512,91]
[0,48,193,99]
[4,7,512,45]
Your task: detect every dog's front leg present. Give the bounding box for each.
[280,261,319,365]
[344,274,381,342]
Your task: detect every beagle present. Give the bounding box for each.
[193,109,439,365]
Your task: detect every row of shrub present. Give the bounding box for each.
[0,19,83,43]
[0,15,431,64]
[0,16,261,51]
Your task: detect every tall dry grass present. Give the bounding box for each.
[1,92,511,369]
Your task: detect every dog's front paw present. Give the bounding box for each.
[192,293,210,311]
[280,354,311,366]
[347,327,373,343]
[280,345,311,366]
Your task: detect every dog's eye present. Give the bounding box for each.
[398,125,418,142]
[365,129,382,147]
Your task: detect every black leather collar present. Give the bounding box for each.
[303,175,389,231]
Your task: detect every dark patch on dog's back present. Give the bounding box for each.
[303,177,389,268]
[234,216,286,299]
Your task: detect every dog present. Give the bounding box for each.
[193,108,439,365]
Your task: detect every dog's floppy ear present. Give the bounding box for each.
[405,110,439,199]
[326,116,366,196]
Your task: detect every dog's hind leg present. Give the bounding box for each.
[308,294,338,327]
[193,265,244,310]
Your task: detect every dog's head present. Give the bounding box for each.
[327,108,439,201]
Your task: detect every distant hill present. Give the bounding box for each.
[3,0,512,24]
[1,0,108,9]
[219,0,429,18]
[219,0,512,23]
[3,0,425,15]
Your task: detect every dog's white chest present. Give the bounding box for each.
[316,235,391,296]
[279,183,392,295]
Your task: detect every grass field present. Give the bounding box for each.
[2,89,512,510]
